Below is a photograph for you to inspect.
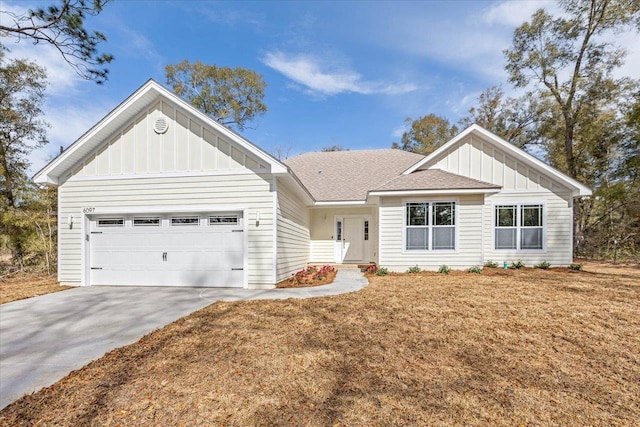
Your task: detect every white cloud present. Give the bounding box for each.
[482,0,559,27]
[262,51,417,97]
[391,122,409,139]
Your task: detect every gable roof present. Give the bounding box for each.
[404,124,592,197]
[284,149,424,202]
[33,79,287,185]
[370,169,500,195]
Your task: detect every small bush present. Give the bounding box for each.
[375,267,390,276]
[407,265,421,274]
[438,265,451,274]
[468,265,483,274]
[483,260,499,268]
[535,260,551,270]
[364,264,378,274]
[511,260,525,269]
[569,263,583,271]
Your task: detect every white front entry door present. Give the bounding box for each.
[343,217,365,262]
[89,213,244,287]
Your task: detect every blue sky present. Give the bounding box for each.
[3,0,639,174]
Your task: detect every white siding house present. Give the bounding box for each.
[34,81,591,288]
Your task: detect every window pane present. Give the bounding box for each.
[171,216,200,226]
[336,221,342,240]
[406,227,428,250]
[433,202,455,226]
[97,218,124,227]
[496,206,516,227]
[407,203,427,226]
[521,228,543,249]
[433,227,455,250]
[521,205,542,227]
[364,220,369,241]
[495,228,516,249]
[133,217,160,226]
[208,215,238,225]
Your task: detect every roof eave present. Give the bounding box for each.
[368,188,501,197]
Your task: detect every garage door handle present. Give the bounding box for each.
[232,229,243,232]
[162,252,167,261]
[231,268,243,271]
[91,267,102,270]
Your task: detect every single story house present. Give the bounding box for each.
[34,80,592,288]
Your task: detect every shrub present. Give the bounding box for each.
[535,260,551,270]
[375,267,390,276]
[569,263,583,271]
[438,265,451,274]
[364,264,379,274]
[407,265,421,274]
[468,265,483,274]
[483,260,499,268]
[511,260,525,269]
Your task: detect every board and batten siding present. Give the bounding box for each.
[483,190,573,266]
[275,181,310,283]
[378,195,484,271]
[428,133,565,193]
[58,173,275,287]
[67,99,267,180]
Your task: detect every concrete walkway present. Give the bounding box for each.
[0,268,367,410]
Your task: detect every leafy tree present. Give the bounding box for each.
[459,86,543,149]
[0,50,49,268]
[504,0,640,179]
[0,0,113,84]
[392,114,458,155]
[166,60,267,131]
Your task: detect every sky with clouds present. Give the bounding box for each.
[3,0,639,175]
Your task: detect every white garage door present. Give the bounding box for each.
[89,212,244,287]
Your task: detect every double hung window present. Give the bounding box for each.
[405,202,456,251]
[494,204,543,250]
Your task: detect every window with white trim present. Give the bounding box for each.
[171,216,200,226]
[97,218,124,227]
[494,204,543,250]
[133,217,160,226]
[209,215,238,225]
[405,201,456,251]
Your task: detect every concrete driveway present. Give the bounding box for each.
[0,286,215,410]
[0,269,368,410]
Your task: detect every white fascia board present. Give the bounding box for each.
[368,188,501,197]
[402,124,592,197]
[314,200,368,206]
[85,205,248,215]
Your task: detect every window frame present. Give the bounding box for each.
[492,202,545,252]
[97,218,125,227]
[133,216,161,227]
[208,214,239,226]
[170,216,201,226]
[403,200,458,253]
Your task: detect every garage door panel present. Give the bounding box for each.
[89,212,245,287]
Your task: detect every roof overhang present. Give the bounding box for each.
[33,79,287,185]
[368,188,502,197]
[313,200,368,207]
[402,124,592,198]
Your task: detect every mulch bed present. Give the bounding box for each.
[0,274,70,304]
[276,265,337,288]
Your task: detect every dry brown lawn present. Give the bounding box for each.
[1,264,639,426]
[0,274,70,304]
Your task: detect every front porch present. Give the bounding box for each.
[308,206,378,265]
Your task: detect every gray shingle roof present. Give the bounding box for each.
[284,149,425,201]
[372,169,501,192]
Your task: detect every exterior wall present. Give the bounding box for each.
[309,206,377,263]
[483,190,573,267]
[430,134,565,193]
[67,99,267,180]
[378,195,483,271]
[275,180,310,282]
[58,173,275,287]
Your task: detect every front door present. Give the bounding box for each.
[343,217,365,261]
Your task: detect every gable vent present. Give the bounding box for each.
[153,116,168,134]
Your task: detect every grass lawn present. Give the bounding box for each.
[0,274,70,304]
[1,263,638,426]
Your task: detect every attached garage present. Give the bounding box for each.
[87,210,246,287]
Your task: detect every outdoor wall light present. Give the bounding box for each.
[255,210,261,226]
[68,215,73,229]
